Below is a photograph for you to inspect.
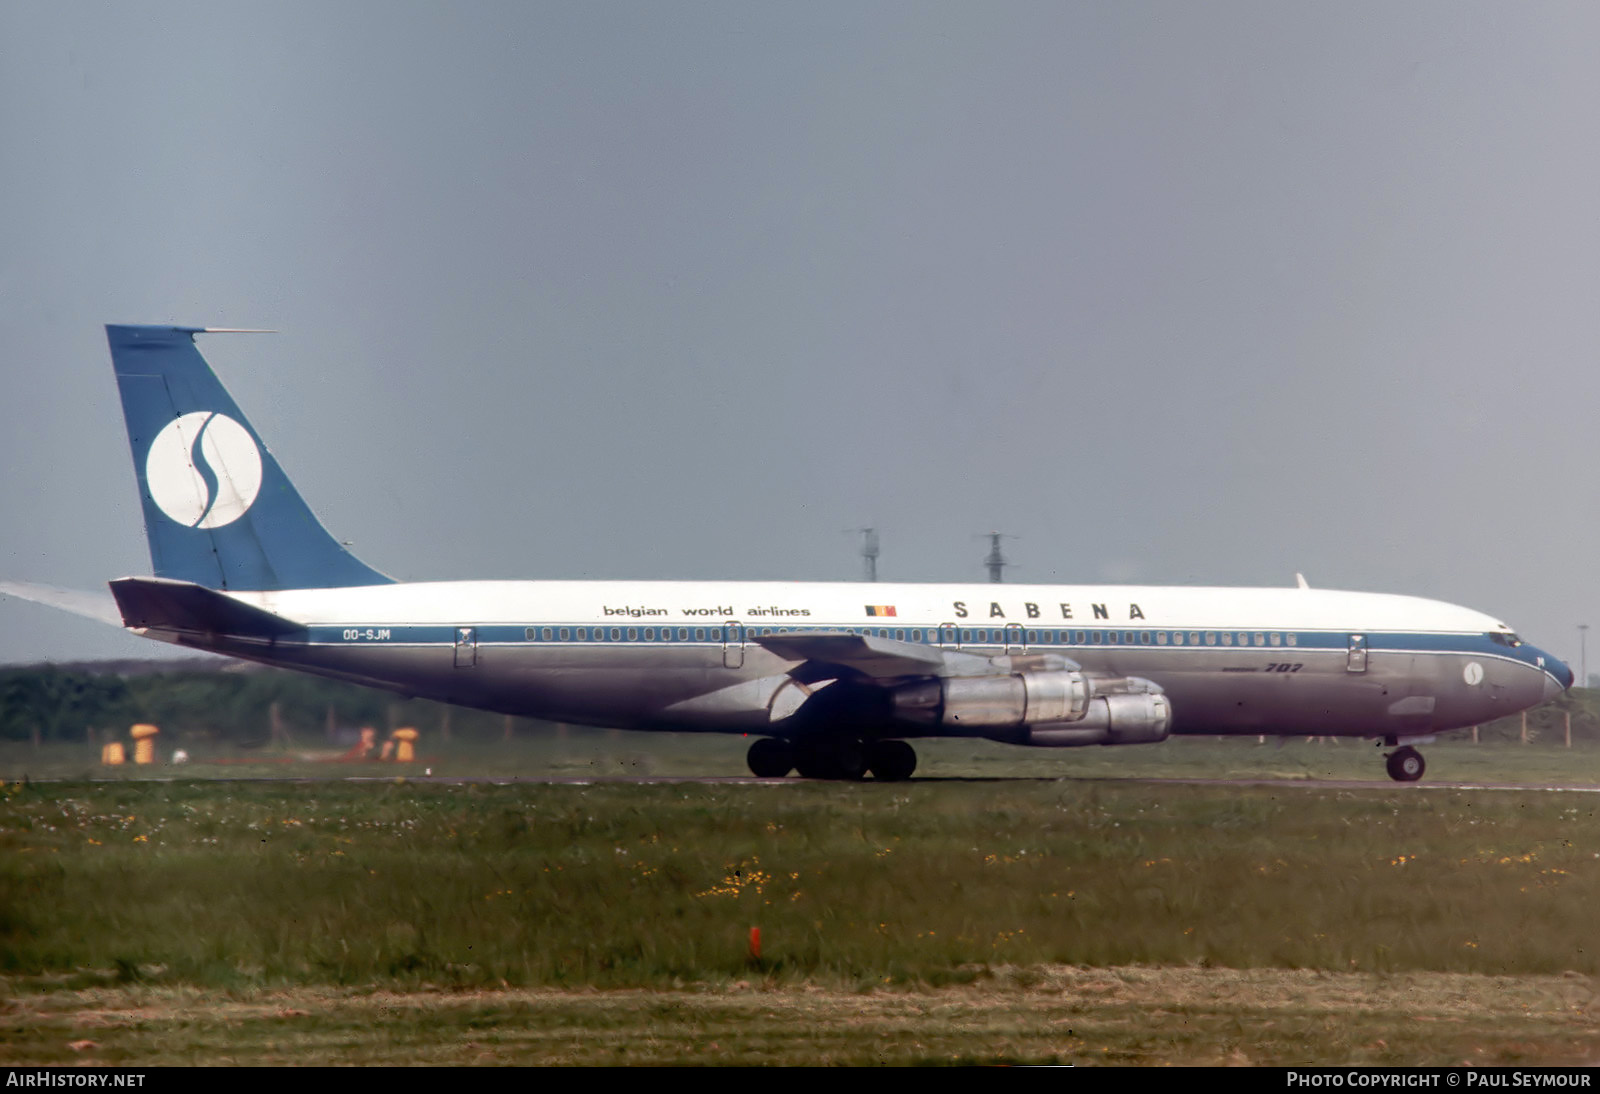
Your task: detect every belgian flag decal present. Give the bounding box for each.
[864,605,898,617]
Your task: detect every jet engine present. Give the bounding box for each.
[890,669,1088,729]
[1021,690,1172,747]
[889,669,1171,746]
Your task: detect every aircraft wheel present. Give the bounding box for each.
[828,736,868,780]
[747,737,794,778]
[867,739,917,781]
[793,739,830,779]
[1386,746,1425,782]
[795,735,868,780]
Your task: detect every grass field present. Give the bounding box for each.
[4,737,1600,1065]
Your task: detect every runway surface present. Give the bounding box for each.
[54,772,1600,793]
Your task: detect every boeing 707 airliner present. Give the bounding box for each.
[12,325,1573,782]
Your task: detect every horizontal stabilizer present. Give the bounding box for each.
[0,582,123,627]
[109,577,302,637]
[754,631,995,679]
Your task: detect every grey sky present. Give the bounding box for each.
[3,2,1598,671]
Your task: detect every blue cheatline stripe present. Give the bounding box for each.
[297,622,1546,669]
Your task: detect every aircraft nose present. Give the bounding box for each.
[1542,655,1574,701]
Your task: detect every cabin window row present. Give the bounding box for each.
[517,626,1297,647]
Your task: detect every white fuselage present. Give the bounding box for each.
[138,578,1567,740]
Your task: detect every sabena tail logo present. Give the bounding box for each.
[144,412,263,529]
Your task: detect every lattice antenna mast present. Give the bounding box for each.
[983,531,1014,583]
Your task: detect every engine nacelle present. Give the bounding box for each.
[1022,691,1173,747]
[893,670,1157,730]
[890,670,1170,744]
[890,670,1090,730]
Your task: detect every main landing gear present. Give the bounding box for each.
[1383,744,1426,783]
[745,735,917,781]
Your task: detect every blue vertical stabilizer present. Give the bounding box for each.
[107,324,393,590]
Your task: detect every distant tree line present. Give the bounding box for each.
[0,659,1595,748]
[0,662,555,746]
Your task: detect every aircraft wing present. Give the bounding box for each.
[752,630,1011,680]
[109,577,302,637]
[0,581,123,627]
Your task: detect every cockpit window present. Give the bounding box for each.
[1489,632,1523,647]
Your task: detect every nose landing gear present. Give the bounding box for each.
[1384,745,1426,782]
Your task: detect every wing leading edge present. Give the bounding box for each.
[752,630,1013,680]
